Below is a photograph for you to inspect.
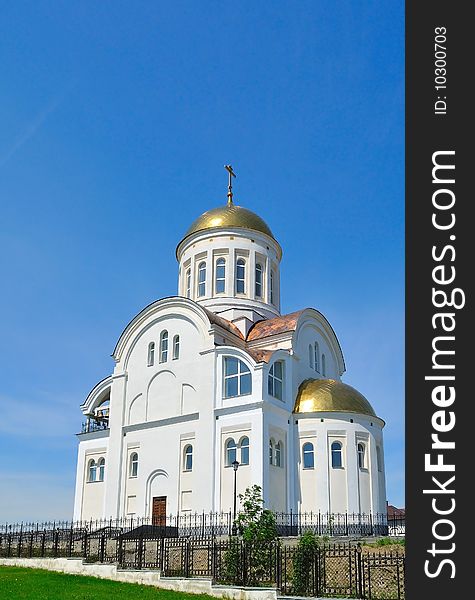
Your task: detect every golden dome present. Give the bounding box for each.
[294,379,378,419]
[183,203,275,241]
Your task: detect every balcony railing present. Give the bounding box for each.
[80,418,109,434]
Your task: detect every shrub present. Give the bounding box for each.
[291,531,320,595]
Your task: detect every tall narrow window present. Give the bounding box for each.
[255,263,263,298]
[309,345,314,369]
[314,342,320,372]
[130,452,138,478]
[173,335,180,360]
[331,441,343,468]
[240,436,250,465]
[186,269,191,298]
[226,439,236,466]
[88,459,97,482]
[322,354,326,376]
[270,270,275,304]
[184,444,193,471]
[275,441,282,467]
[302,442,314,469]
[198,262,206,297]
[147,342,155,367]
[160,330,168,363]
[236,258,246,294]
[215,258,226,294]
[223,357,252,398]
[98,457,105,482]
[357,443,366,469]
[269,439,274,465]
[268,361,284,400]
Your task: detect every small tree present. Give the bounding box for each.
[291,531,320,595]
[224,485,279,586]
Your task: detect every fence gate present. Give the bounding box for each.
[361,554,405,600]
[318,545,359,598]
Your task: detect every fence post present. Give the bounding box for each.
[83,530,88,560]
[137,535,143,570]
[68,525,73,557]
[53,529,59,558]
[117,535,123,568]
[275,543,281,591]
[356,543,363,599]
[99,534,105,563]
[29,531,34,558]
[18,523,23,557]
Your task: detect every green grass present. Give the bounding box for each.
[0,566,215,600]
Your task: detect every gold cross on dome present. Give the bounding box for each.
[224,164,236,205]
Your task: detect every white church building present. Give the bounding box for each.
[73,170,387,523]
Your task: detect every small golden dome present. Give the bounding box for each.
[294,379,378,419]
[183,203,275,241]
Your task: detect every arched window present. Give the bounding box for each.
[236,258,246,294]
[130,452,138,477]
[215,258,226,294]
[186,268,191,298]
[302,442,314,469]
[314,342,320,372]
[322,354,326,376]
[308,345,314,369]
[88,459,97,482]
[147,342,155,367]
[159,330,168,363]
[223,357,252,398]
[198,262,206,297]
[270,270,275,304]
[98,457,105,482]
[331,441,343,468]
[268,361,284,400]
[269,439,274,465]
[226,438,237,466]
[255,263,263,298]
[357,443,366,469]
[173,335,180,360]
[240,436,249,465]
[184,444,193,471]
[275,441,282,467]
[376,446,383,472]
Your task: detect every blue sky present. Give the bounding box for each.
[0,1,404,521]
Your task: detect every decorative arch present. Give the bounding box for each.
[81,376,112,416]
[146,370,178,421]
[128,393,145,425]
[112,298,216,368]
[293,309,346,375]
[181,383,197,415]
[144,469,169,517]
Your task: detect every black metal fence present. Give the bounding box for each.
[0,511,402,540]
[0,530,404,599]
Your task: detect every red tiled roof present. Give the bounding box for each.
[247,348,274,363]
[387,505,405,518]
[246,310,305,342]
[203,308,244,339]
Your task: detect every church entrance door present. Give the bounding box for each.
[152,496,167,526]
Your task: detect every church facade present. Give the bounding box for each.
[73,174,387,522]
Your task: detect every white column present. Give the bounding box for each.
[346,434,359,513]
[103,372,127,518]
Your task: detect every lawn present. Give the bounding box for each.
[0,566,214,600]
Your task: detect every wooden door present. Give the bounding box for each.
[152,496,167,526]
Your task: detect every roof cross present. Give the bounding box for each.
[224,164,236,205]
